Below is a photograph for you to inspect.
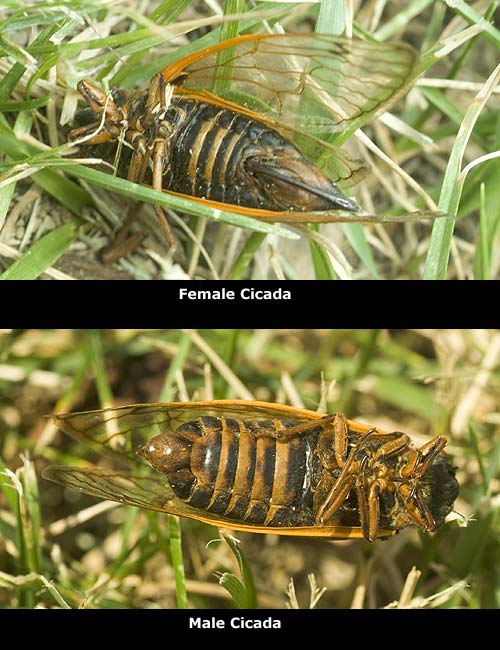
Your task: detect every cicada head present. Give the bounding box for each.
[69,81,132,144]
[387,437,459,533]
[413,452,459,529]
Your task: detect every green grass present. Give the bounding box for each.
[1,328,499,609]
[0,1,498,278]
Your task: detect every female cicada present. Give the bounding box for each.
[43,401,458,541]
[68,33,422,247]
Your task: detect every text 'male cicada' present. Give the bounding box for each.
[43,401,459,541]
[69,33,429,247]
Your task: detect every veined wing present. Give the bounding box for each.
[51,400,324,466]
[164,33,418,137]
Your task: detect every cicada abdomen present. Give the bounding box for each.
[157,97,358,212]
[137,415,320,527]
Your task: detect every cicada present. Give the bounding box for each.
[69,33,422,246]
[43,401,458,541]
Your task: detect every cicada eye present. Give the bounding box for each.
[73,106,98,126]
[110,87,129,107]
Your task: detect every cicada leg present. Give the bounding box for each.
[69,80,123,144]
[329,413,349,469]
[401,435,447,480]
[140,73,177,248]
[151,137,176,248]
[357,477,388,542]
[254,414,337,439]
[69,121,116,144]
[99,228,145,265]
[398,482,436,531]
[98,135,151,263]
[372,433,411,461]
[316,474,357,525]
[315,427,377,526]
[101,135,177,259]
[396,435,448,532]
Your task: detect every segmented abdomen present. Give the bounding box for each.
[163,98,293,209]
[168,416,318,527]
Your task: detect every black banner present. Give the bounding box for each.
[2,280,493,328]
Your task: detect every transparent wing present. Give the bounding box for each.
[184,202,445,223]
[164,33,418,134]
[42,465,175,511]
[51,400,322,466]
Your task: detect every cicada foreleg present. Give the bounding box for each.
[397,435,448,531]
[69,80,124,145]
[401,435,448,480]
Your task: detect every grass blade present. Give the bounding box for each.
[309,236,337,279]
[158,333,193,402]
[226,232,267,280]
[167,515,188,609]
[86,330,114,408]
[219,534,257,609]
[423,63,500,279]
[0,221,80,279]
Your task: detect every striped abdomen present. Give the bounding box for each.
[138,416,320,527]
[156,97,357,212]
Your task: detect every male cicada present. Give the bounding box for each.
[43,401,459,541]
[69,33,424,248]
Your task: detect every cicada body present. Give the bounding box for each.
[73,88,357,213]
[68,33,424,244]
[43,401,459,541]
